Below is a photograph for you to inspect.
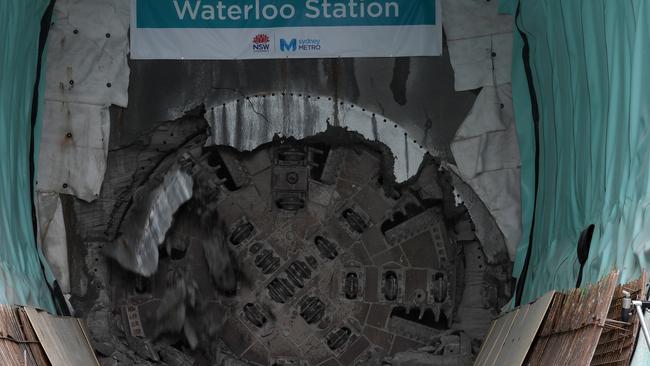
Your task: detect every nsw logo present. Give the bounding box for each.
[252,34,271,52]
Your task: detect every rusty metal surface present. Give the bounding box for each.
[526,271,620,366]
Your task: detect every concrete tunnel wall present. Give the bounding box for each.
[111,51,477,159]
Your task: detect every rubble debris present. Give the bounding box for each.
[154,268,200,349]
[158,345,196,366]
[201,223,240,296]
[389,331,473,366]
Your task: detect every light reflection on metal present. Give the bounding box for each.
[204,94,427,183]
[107,167,194,276]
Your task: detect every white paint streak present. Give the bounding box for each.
[205,94,427,183]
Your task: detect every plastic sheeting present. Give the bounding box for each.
[38,0,130,201]
[45,0,130,107]
[443,0,522,259]
[446,33,513,92]
[37,102,111,201]
[442,0,513,91]
[507,0,650,309]
[0,1,56,311]
[35,0,130,294]
[36,193,70,293]
[451,85,521,259]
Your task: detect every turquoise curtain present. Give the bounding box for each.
[505,0,650,303]
[0,1,55,311]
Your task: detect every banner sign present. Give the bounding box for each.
[130,0,442,59]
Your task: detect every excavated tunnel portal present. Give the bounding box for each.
[92,123,512,365]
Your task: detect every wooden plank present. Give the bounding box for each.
[474,309,519,365]
[473,316,501,366]
[475,291,556,366]
[16,308,49,366]
[526,271,619,366]
[0,305,42,366]
[480,308,520,366]
[24,307,99,366]
[493,291,555,366]
[525,293,560,365]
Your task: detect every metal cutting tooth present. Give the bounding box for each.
[287,261,311,279]
[254,249,273,268]
[255,249,281,274]
[432,273,448,303]
[268,287,285,304]
[243,303,267,328]
[230,222,254,245]
[383,271,399,301]
[306,256,318,269]
[326,327,352,351]
[314,236,338,260]
[342,208,368,233]
[299,296,326,324]
[344,273,360,300]
[268,279,290,304]
[286,271,304,289]
[286,261,310,288]
[267,277,295,304]
[277,147,306,163]
[249,242,263,254]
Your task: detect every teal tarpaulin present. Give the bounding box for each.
[506,0,650,303]
[0,1,55,311]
